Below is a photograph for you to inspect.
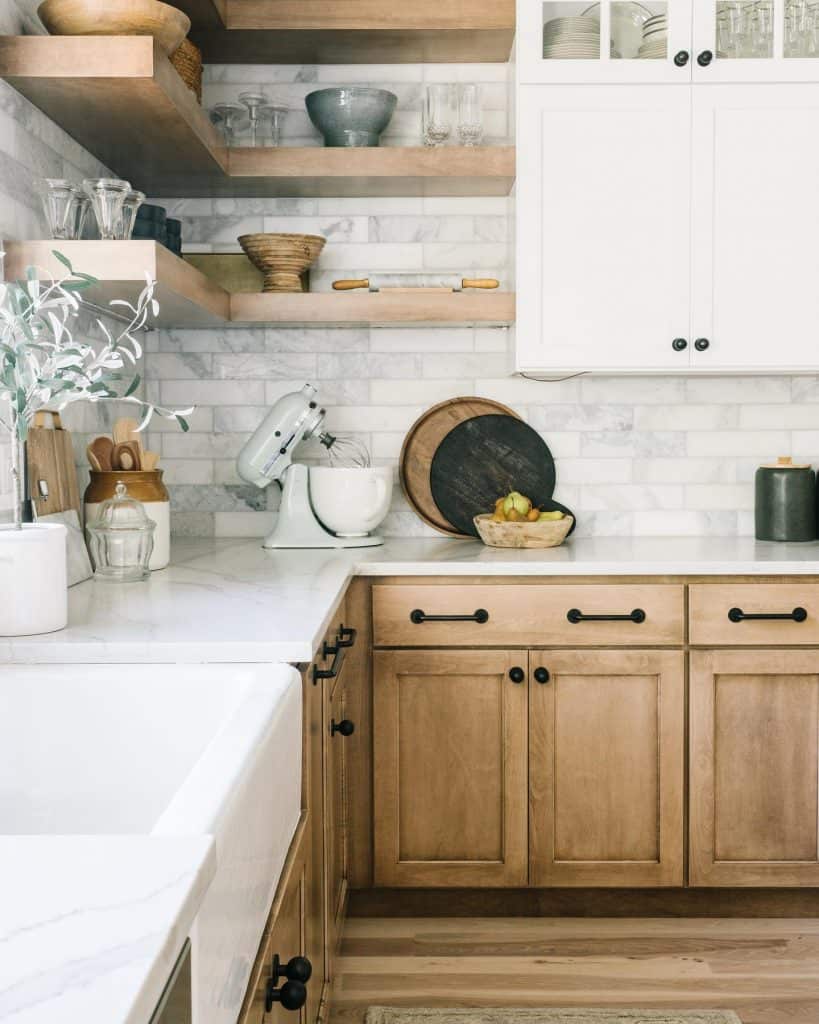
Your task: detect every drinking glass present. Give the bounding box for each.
[239,90,270,147]
[258,104,289,146]
[423,83,454,147]
[209,102,249,146]
[82,178,131,241]
[457,83,483,146]
[116,189,145,240]
[39,179,87,240]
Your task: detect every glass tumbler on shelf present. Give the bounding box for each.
[422,83,455,147]
[82,178,131,241]
[258,104,289,146]
[39,179,88,240]
[457,83,483,146]
[116,189,145,240]
[209,101,250,146]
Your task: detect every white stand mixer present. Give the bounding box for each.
[237,384,385,549]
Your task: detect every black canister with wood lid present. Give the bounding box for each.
[755,457,816,541]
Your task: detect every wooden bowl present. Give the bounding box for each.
[38,0,191,54]
[474,513,574,549]
[238,233,326,293]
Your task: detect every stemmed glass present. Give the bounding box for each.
[209,102,249,147]
[423,84,455,147]
[239,91,270,147]
[258,104,289,146]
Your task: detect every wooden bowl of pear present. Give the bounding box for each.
[473,513,574,549]
[38,0,190,54]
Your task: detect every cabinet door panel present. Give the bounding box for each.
[690,650,819,885]
[691,84,819,370]
[530,650,685,887]
[516,84,692,372]
[373,649,528,887]
[323,671,348,975]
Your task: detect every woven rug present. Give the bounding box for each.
[365,1008,743,1024]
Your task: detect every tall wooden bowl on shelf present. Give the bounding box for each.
[238,233,326,293]
[38,0,191,54]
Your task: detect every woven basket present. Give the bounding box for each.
[171,37,202,103]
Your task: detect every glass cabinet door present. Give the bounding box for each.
[517,0,695,80]
[692,0,819,77]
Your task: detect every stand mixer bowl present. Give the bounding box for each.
[309,466,392,537]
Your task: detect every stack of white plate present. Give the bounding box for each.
[543,15,600,58]
[637,12,667,57]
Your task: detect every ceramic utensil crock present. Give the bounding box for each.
[755,456,816,541]
[85,470,170,569]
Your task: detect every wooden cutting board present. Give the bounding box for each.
[26,410,81,517]
[399,397,520,536]
[429,414,576,538]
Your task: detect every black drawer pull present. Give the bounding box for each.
[336,624,357,648]
[410,608,489,624]
[567,608,646,624]
[312,639,347,684]
[265,954,312,1013]
[331,718,355,737]
[728,606,807,623]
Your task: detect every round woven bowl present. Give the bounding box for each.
[238,233,326,293]
[474,513,574,549]
[38,0,190,54]
[170,37,202,102]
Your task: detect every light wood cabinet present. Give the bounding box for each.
[690,649,819,886]
[324,666,350,969]
[373,649,528,887]
[530,650,685,887]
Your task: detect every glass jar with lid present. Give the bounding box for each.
[87,481,155,581]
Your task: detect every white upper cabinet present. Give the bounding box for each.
[690,84,819,369]
[520,0,819,83]
[516,85,692,373]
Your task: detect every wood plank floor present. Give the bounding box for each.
[330,918,819,1024]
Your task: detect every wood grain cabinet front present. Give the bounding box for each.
[689,583,819,645]
[373,649,528,887]
[690,649,819,886]
[529,649,685,887]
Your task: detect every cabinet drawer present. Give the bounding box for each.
[373,584,684,647]
[690,584,819,646]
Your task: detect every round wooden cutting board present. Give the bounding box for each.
[429,414,575,537]
[399,397,520,536]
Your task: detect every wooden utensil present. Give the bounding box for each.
[333,275,500,292]
[141,451,160,471]
[25,410,81,517]
[112,441,142,471]
[399,397,519,537]
[87,435,114,472]
[429,414,575,538]
[113,416,144,462]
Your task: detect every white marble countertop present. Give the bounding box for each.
[3,535,819,664]
[0,835,215,1024]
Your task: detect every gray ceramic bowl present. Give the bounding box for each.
[305,87,398,147]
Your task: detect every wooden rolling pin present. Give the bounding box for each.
[333,275,499,292]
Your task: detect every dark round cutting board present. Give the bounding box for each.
[429,414,575,537]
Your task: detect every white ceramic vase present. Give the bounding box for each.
[0,523,68,636]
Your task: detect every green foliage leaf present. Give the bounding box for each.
[51,250,74,273]
[176,415,190,433]
[124,374,141,398]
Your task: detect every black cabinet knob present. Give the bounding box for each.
[672,338,688,351]
[331,718,355,737]
[697,49,713,66]
[673,50,690,66]
[508,666,525,684]
[265,979,307,1013]
[533,667,550,684]
[694,337,710,351]
[273,955,312,985]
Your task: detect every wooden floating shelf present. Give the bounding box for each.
[0,37,515,197]
[190,0,515,63]
[5,242,515,328]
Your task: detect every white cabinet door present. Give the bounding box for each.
[691,84,819,370]
[516,84,692,372]
[518,0,694,84]
[692,0,819,83]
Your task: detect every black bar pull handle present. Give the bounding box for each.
[410,608,489,624]
[336,624,357,648]
[728,606,807,623]
[567,608,646,624]
[313,640,347,684]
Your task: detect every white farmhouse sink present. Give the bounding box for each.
[0,662,303,1024]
